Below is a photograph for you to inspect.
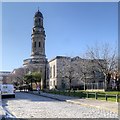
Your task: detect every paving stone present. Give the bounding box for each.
[2,92,118,118]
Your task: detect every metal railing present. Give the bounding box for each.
[86,82,104,89]
[85,92,119,102]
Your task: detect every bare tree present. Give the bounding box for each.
[6,67,26,87]
[78,58,96,90]
[85,43,117,90]
[80,59,90,90]
[57,57,76,90]
[64,65,75,90]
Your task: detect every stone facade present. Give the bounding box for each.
[23,10,47,88]
[0,71,11,84]
[48,56,105,90]
[5,10,105,90]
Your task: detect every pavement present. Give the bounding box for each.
[2,92,118,118]
[24,90,119,114]
[0,98,6,119]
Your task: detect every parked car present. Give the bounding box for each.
[0,84,15,98]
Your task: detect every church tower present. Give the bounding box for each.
[31,10,46,58]
[23,9,47,89]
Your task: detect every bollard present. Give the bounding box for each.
[95,92,98,99]
[87,92,89,98]
[116,94,119,102]
[105,94,107,101]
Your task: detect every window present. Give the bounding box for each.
[39,42,41,47]
[39,18,41,24]
[34,42,36,48]
[50,67,52,78]
[53,65,55,77]
[54,81,55,86]
[46,81,49,86]
[47,68,49,79]
[49,81,52,86]
[34,20,37,26]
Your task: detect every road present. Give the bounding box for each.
[2,92,118,118]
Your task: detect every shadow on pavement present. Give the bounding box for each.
[2,90,80,105]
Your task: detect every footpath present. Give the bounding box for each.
[25,90,119,114]
[0,97,5,119]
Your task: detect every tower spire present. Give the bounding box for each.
[38,6,39,11]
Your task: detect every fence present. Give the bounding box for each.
[45,89,119,102]
[85,92,119,102]
[86,82,104,90]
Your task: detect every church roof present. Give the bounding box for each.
[34,10,43,18]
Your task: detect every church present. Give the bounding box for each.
[9,9,105,90]
[23,10,48,89]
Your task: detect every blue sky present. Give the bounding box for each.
[1,2,118,71]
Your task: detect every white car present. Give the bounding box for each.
[0,84,15,98]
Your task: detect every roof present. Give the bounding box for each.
[48,56,71,63]
[34,10,43,18]
[0,71,11,76]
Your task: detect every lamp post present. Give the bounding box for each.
[84,73,86,90]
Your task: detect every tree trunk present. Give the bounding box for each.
[84,76,86,91]
[104,75,107,91]
[70,79,72,90]
[30,78,33,91]
[84,82,86,91]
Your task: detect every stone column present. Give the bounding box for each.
[41,78,43,90]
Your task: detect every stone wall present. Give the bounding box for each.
[48,56,105,90]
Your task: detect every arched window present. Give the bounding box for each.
[39,18,41,24]
[39,42,41,47]
[34,19,37,26]
[34,42,36,48]
[43,43,44,48]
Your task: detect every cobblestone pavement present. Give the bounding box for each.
[29,90,118,114]
[2,92,118,118]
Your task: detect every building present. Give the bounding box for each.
[23,9,48,89]
[48,56,105,90]
[0,71,11,84]
[6,10,105,90]
[48,56,71,89]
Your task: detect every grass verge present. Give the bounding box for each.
[44,89,119,102]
